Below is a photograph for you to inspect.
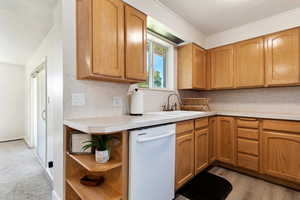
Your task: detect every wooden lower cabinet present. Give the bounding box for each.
[237,153,259,171]
[217,117,236,165]
[175,131,194,189]
[194,128,209,174]
[175,118,210,189]
[209,117,217,163]
[175,117,300,190]
[262,131,300,183]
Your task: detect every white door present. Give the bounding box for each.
[36,68,47,166]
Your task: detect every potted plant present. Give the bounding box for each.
[82,135,113,163]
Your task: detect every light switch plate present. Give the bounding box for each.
[72,93,86,106]
[112,96,123,107]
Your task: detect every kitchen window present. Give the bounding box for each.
[138,33,175,90]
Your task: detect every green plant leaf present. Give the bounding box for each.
[81,143,93,151]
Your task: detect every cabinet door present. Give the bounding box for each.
[210,46,234,89]
[234,38,264,88]
[262,131,300,183]
[217,117,236,165]
[192,45,206,89]
[125,5,147,81]
[176,131,194,189]
[194,128,209,174]
[265,29,300,86]
[92,0,124,78]
[209,117,217,163]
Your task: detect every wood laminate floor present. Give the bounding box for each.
[209,167,300,200]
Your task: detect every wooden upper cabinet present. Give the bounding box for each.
[77,0,147,83]
[210,45,234,89]
[92,0,124,78]
[262,131,300,183]
[125,5,147,81]
[193,45,207,89]
[217,117,236,165]
[265,28,300,86]
[77,0,125,80]
[178,43,207,90]
[234,38,265,88]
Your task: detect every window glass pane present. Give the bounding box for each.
[138,38,169,89]
[152,42,167,88]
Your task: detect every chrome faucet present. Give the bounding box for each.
[165,93,182,111]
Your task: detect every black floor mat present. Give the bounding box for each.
[176,171,233,200]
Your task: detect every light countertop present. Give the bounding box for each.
[64,111,300,134]
[64,111,216,133]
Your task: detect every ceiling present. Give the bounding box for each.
[0,0,57,65]
[158,0,300,35]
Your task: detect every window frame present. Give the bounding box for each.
[139,32,175,91]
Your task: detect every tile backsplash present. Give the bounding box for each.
[64,73,175,119]
[180,86,300,115]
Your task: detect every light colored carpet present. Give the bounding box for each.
[0,140,52,200]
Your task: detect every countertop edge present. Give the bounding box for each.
[216,111,300,121]
[64,112,216,134]
[64,111,300,134]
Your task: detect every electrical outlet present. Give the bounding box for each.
[112,96,123,107]
[72,93,86,106]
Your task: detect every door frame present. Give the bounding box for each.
[29,58,48,166]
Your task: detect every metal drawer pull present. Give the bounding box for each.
[137,132,175,143]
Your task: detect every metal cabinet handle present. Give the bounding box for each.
[137,132,175,143]
[42,110,46,121]
[239,117,257,121]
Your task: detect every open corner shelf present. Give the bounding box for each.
[67,152,122,172]
[67,175,122,200]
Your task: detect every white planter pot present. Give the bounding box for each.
[95,150,110,163]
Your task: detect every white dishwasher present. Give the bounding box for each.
[129,124,176,200]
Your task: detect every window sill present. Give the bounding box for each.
[139,87,176,93]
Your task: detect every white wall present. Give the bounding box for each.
[25,1,63,198]
[123,0,206,46]
[0,63,25,141]
[205,7,300,48]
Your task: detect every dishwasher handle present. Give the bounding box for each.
[137,132,175,143]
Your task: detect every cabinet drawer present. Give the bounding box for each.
[263,120,300,134]
[176,120,194,134]
[237,153,259,171]
[238,138,259,156]
[195,118,208,129]
[237,118,259,128]
[238,128,259,140]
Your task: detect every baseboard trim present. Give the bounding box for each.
[214,162,300,191]
[52,190,61,200]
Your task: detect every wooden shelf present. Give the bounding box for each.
[67,152,122,172]
[67,175,122,200]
